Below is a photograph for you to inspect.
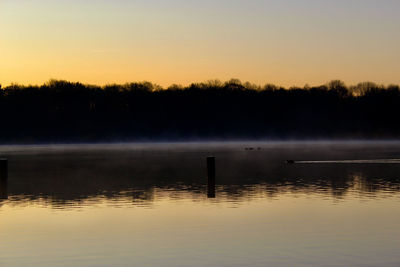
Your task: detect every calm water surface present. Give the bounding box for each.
[0,142,400,266]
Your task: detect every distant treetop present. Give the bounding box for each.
[1,79,397,97]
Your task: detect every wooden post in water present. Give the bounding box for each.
[0,159,8,199]
[207,156,216,198]
[0,177,7,200]
[0,159,7,180]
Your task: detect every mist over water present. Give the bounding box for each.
[1,141,400,266]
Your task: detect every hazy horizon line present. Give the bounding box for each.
[1,78,399,91]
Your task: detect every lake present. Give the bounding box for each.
[0,142,400,266]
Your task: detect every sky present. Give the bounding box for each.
[1,0,400,88]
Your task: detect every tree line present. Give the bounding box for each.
[0,79,399,143]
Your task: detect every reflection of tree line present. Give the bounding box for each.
[1,79,400,142]
[1,164,399,208]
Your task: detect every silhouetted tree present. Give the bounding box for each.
[0,79,399,143]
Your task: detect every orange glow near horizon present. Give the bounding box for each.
[1,0,400,88]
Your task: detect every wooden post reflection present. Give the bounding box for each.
[0,159,8,199]
[207,157,216,198]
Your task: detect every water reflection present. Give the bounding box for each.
[0,144,399,209]
[0,179,7,200]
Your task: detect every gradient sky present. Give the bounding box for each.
[1,0,400,87]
